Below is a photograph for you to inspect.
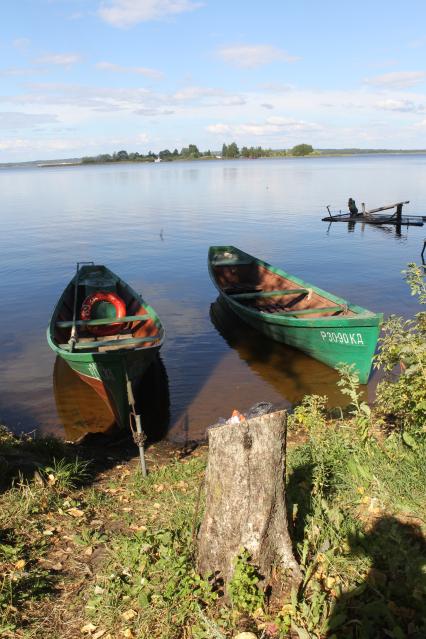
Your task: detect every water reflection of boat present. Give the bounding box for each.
[211,298,359,406]
[47,263,164,430]
[208,246,382,383]
[53,355,170,443]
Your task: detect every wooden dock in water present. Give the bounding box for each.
[323,200,425,227]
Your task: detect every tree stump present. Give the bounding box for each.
[197,410,302,597]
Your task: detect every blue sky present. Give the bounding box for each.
[1,0,426,161]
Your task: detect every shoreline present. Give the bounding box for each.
[2,149,426,170]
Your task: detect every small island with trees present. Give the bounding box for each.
[78,142,426,166]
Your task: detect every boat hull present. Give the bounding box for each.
[61,347,158,429]
[221,294,379,383]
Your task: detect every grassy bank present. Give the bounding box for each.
[1,408,425,639]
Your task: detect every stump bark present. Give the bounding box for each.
[197,410,301,595]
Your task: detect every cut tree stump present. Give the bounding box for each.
[197,410,302,597]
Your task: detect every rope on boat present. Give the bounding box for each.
[126,372,147,477]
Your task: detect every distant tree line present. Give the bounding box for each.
[81,143,315,164]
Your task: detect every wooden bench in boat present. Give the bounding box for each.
[230,289,309,300]
[59,334,160,351]
[56,314,150,328]
[213,260,253,266]
[260,305,343,317]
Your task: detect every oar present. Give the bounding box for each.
[68,261,94,352]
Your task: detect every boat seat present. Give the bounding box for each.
[59,334,160,351]
[262,305,343,317]
[213,260,253,266]
[56,314,150,328]
[231,288,309,300]
[224,285,262,295]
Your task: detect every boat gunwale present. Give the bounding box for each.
[47,264,165,359]
[208,245,383,328]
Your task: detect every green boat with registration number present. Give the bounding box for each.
[208,246,383,383]
[47,263,164,430]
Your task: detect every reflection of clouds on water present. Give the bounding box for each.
[0,333,23,358]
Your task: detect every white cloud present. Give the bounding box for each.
[34,53,82,67]
[261,82,294,93]
[364,71,426,89]
[96,61,163,79]
[12,38,31,51]
[375,98,425,113]
[98,0,202,27]
[0,67,42,77]
[207,116,320,138]
[0,138,81,152]
[0,112,58,129]
[407,38,426,49]
[217,44,299,69]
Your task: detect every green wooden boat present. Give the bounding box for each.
[47,263,164,429]
[208,246,383,383]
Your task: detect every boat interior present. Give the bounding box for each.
[211,254,354,319]
[53,267,162,351]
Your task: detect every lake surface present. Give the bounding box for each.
[0,156,425,442]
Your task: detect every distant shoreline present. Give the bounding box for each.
[2,149,426,169]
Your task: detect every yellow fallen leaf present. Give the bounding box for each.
[81,623,97,634]
[121,609,137,621]
[84,547,93,557]
[129,524,147,532]
[68,508,85,518]
[15,560,25,570]
[121,629,135,638]
[153,503,161,510]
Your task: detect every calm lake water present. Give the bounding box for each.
[0,156,425,442]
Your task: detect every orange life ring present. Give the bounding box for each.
[80,291,126,337]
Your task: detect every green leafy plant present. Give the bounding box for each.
[375,263,426,434]
[228,549,264,613]
[337,364,371,442]
[289,395,328,432]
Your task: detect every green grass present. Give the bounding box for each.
[285,419,426,638]
[1,420,425,638]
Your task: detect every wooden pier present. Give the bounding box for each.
[323,200,425,227]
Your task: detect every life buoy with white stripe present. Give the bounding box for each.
[80,291,126,337]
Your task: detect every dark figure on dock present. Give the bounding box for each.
[348,197,358,217]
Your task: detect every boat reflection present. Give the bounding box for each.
[210,297,351,407]
[53,355,170,442]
